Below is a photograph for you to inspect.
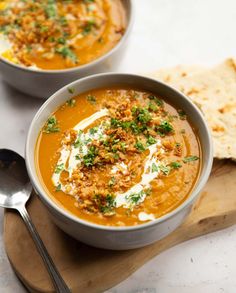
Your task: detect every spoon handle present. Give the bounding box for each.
[18,205,71,293]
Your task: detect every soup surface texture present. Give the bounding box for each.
[0,0,126,70]
[36,88,201,226]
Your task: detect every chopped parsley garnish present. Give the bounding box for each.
[113,153,119,160]
[40,25,49,33]
[57,37,66,44]
[148,95,163,107]
[135,141,146,152]
[120,142,126,152]
[87,95,96,104]
[170,161,182,169]
[177,109,187,120]
[160,165,171,175]
[126,190,145,206]
[89,127,98,135]
[156,120,174,136]
[49,36,55,42]
[68,87,75,94]
[148,102,158,112]
[146,135,157,146]
[59,16,68,26]
[95,194,116,216]
[132,107,152,124]
[183,156,199,163]
[108,176,116,187]
[75,154,80,160]
[55,46,78,63]
[43,116,60,133]
[45,0,57,19]
[66,98,76,107]
[125,189,152,209]
[74,135,83,148]
[110,117,147,135]
[82,19,96,35]
[55,163,64,174]
[56,184,62,191]
[83,145,98,167]
[151,163,159,172]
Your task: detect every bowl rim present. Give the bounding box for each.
[25,72,213,232]
[0,0,133,75]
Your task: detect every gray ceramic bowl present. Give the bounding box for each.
[0,1,133,99]
[25,73,213,250]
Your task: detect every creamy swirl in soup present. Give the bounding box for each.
[36,88,201,226]
[0,0,126,70]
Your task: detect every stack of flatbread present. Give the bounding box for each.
[148,58,236,160]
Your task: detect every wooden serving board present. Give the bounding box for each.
[3,159,236,293]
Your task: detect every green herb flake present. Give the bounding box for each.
[89,127,98,135]
[160,165,171,175]
[82,19,96,36]
[45,0,57,19]
[48,36,55,42]
[83,145,98,167]
[57,37,66,44]
[74,136,82,148]
[148,102,158,112]
[120,142,126,152]
[56,184,62,191]
[113,153,119,160]
[55,46,78,63]
[59,16,68,26]
[108,176,116,187]
[133,107,152,124]
[178,109,187,120]
[75,154,80,160]
[135,141,146,152]
[86,95,96,104]
[55,163,64,174]
[98,194,116,216]
[40,25,49,33]
[66,98,76,107]
[146,135,157,146]
[125,190,147,208]
[43,115,60,133]
[148,95,164,107]
[183,156,199,163]
[156,120,174,136]
[170,161,182,169]
[68,87,75,94]
[151,163,159,172]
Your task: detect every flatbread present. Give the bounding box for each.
[148,65,205,83]
[149,59,236,159]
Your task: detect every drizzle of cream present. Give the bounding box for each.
[74,108,109,131]
[52,147,70,188]
[52,109,109,192]
[138,212,155,221]
[111,161,128,175]
[114,141,163,209]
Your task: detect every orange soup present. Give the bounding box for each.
[0,0,126,70]
[36,88,201,226]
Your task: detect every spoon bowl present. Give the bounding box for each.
[0,149,70,292]
[0,149,32,209]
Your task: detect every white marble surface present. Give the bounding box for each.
[0,0,236,292]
